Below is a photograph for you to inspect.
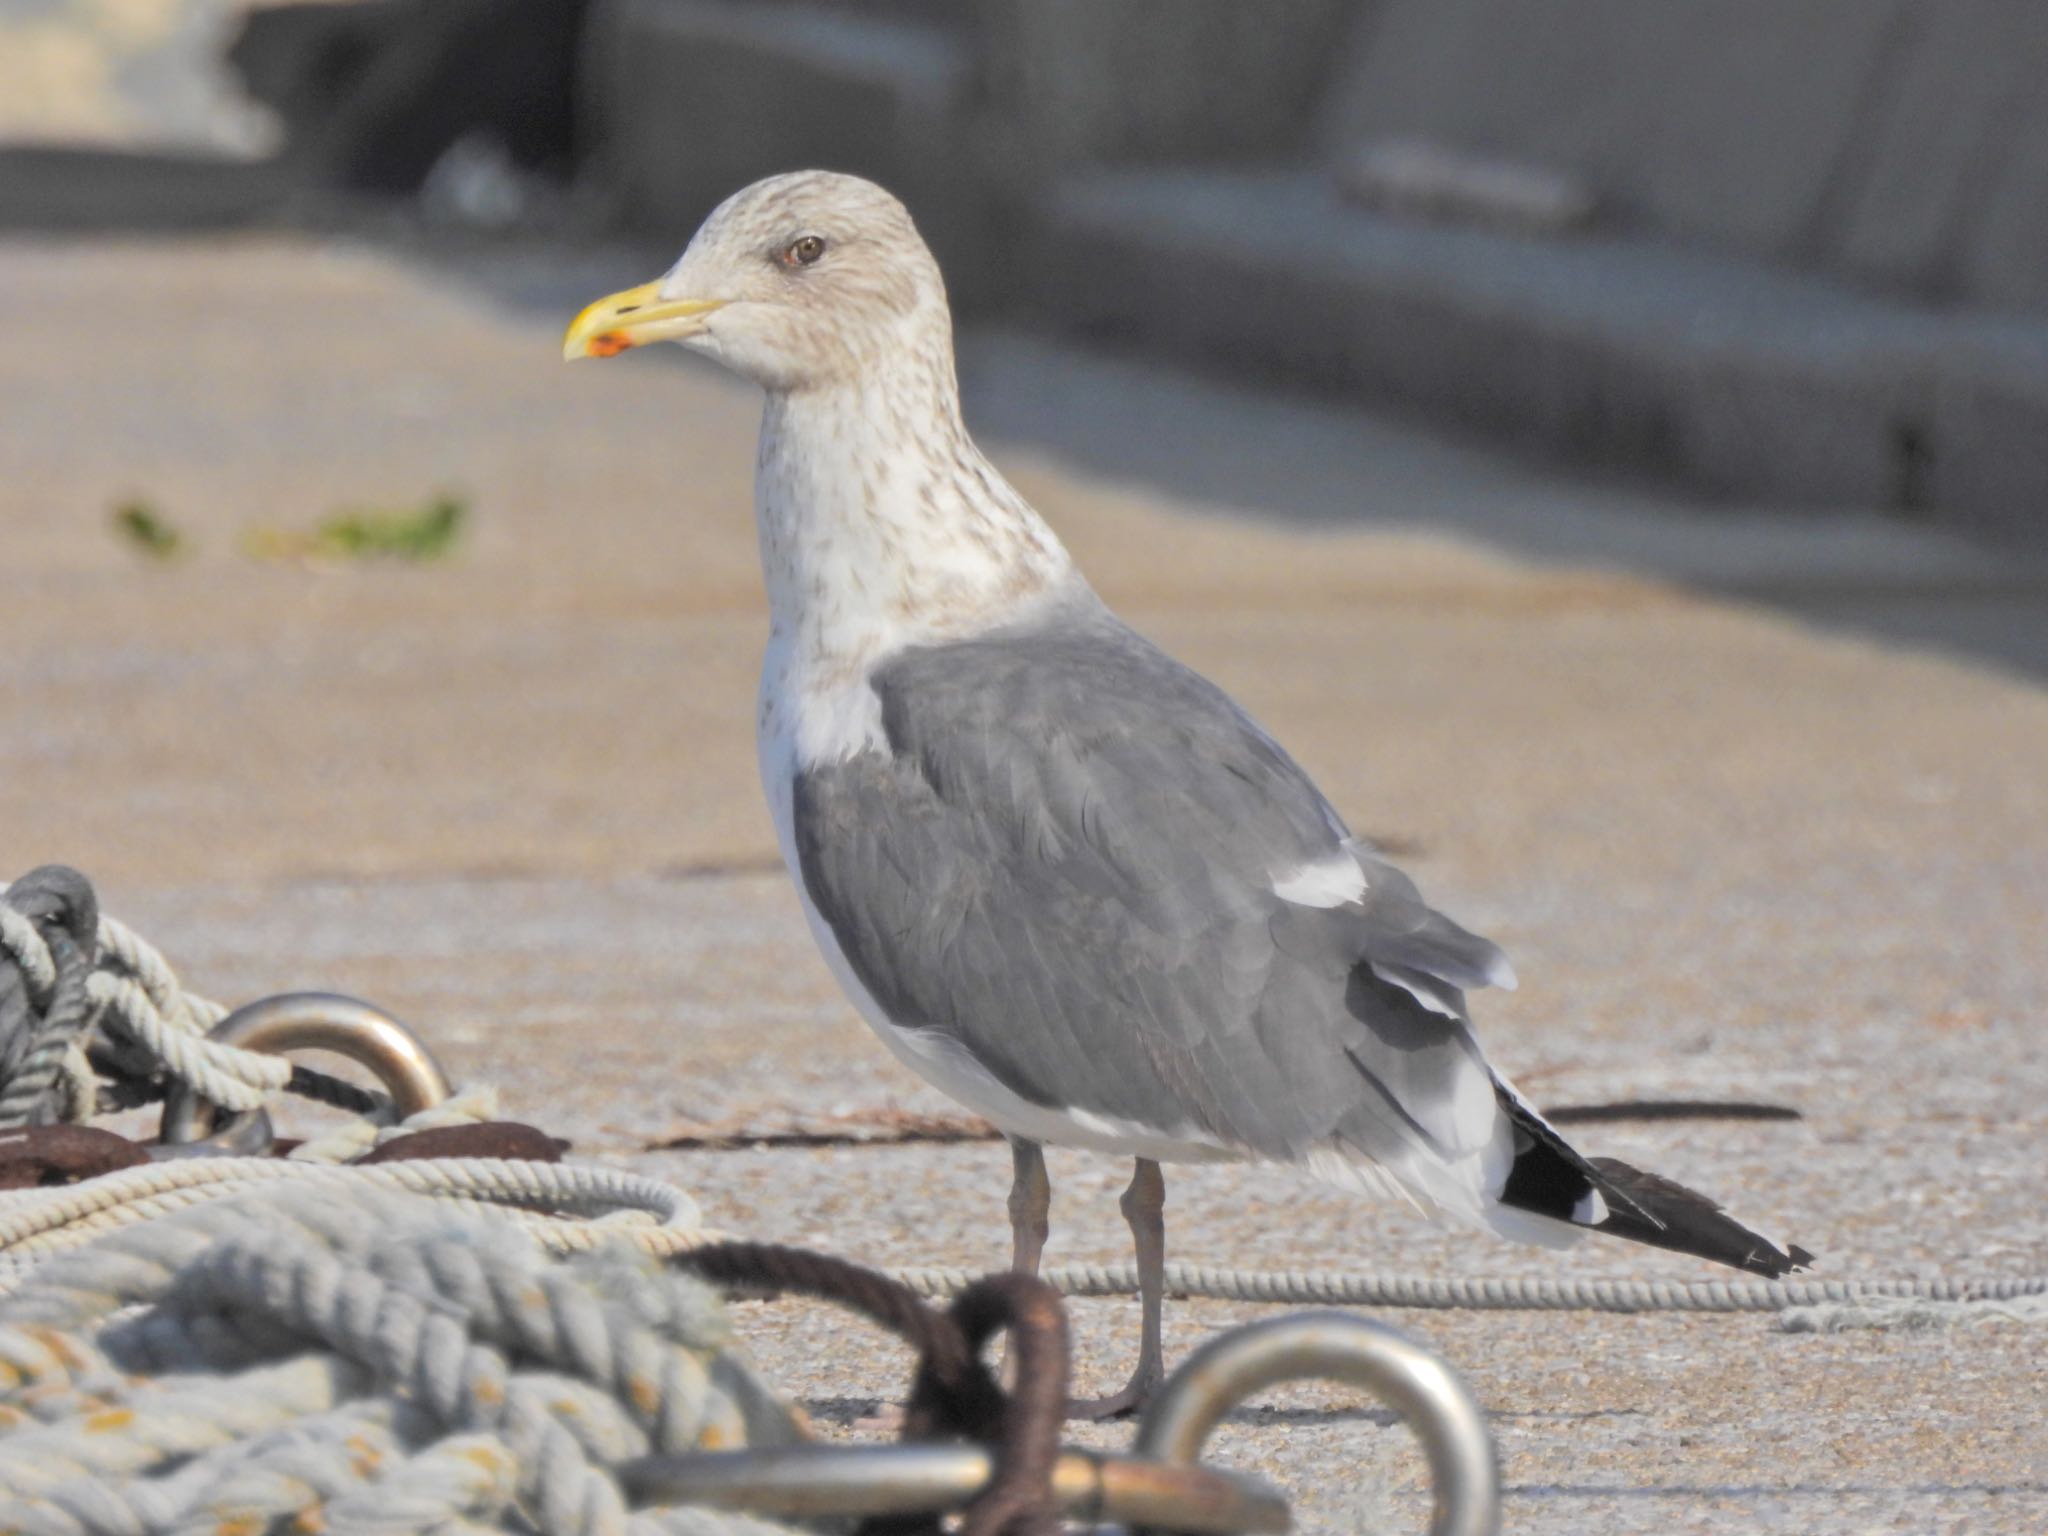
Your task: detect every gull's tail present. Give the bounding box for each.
[1493,1088,1814,1279]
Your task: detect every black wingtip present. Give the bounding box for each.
[1588,1157,1814,1278]
[1489,1089,1813,1277]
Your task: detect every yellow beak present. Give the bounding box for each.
[561,281,726,360]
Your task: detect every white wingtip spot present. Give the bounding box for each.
[1272,852,1367,908]
[1573,1187,1609,1226]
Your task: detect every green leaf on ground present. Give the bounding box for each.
[111,501,187,561]
[244,495,468,563]
[315,494,467,559]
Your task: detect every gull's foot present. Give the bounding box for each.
[1065,1365,1164,1421]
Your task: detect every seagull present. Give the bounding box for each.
[564,171,1812,1416]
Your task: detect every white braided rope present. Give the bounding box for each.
[0,902,96,1125]
[0,906,55,997]
[86,912,279,1111]
[0,1185,806,1536]
[889,1259,2048,1325]
[287,1084,501,1163]
[0,885,285,1119]
[0,1156,717,1293]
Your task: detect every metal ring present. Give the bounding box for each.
[1135,1312,1500,1536]
[159,992,452,1146]
[147,1106,276,1159]
[621,1444,1289,1534]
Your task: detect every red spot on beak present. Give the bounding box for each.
[589,332,633,358]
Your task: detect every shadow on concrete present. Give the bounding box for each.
[0,148,294,232]
[951,330,2048,684]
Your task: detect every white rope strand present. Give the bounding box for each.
[0,883,286,1122]
[887,1259,2048,1322]
[0,1185,806,1536]
[0,1155,711,1280]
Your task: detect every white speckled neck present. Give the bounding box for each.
[753,335,1076,692]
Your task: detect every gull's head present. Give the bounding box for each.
[563,170,948,392]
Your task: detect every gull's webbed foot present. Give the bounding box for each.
[1065,1353,1166,1420]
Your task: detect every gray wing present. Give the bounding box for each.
[792,604,1517,1167]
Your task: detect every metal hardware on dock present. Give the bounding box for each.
[158,990,451,1150]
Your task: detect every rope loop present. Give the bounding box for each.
[0,1184,812,1536]
[0,866,102,1129]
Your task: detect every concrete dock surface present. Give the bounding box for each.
[2,234,2044,1533]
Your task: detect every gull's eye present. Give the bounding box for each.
[782,235,827,268]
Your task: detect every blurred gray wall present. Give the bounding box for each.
[588,0,2048,316]
[1327,0,2048,316]
[576,0,2048,544]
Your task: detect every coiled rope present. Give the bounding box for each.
[0,1181,811,1536]
[0,1154,714,1282]
[0,869,290,1128]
